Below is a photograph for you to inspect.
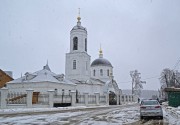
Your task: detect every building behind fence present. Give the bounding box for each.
[0,87,136,109]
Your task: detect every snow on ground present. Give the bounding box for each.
[0,105,140,125]
[162,102,180,125]
[0,103,180,125]
[0,105,108,115]
[0,111,88,125]
[80,106,140,125]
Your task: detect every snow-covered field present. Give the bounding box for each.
[0,104,179,125]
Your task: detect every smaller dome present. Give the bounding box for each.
[91,58,112,67]
[72,25,87,31]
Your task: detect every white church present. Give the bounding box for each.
[6,15,121,100]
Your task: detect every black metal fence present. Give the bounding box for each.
[99,95,106,104]
[88,95,96,104]
[76,95,85,104]
[54,94,71,103]
[38,94,49,105]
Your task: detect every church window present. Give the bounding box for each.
[86,61,88,70]
[85,38,87,52]
[73,60,76,69]
[107,69,110,76]
[100,69,103,76]
[93,70,96,76]
[73,37,78,50]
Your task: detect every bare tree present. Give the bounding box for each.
[159,68,180,99]
[160,68,180,88]
[130,70,146,97]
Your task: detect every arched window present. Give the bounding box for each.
[85,38,87,52]
[73,37,78,50]
[73,60,76,69]
[107,69,110,76]
[100,69,103,76]
[93,69,96,76]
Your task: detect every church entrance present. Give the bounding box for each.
[109,91,117,105]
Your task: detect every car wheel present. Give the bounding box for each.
[160,116,163,120]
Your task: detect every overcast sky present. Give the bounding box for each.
[0,0,180,90]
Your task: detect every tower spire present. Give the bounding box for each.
[99,44,103,58]
[77,8,81,23]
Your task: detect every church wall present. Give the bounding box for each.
[6,82,76,94]
[70,31,87,53]
[91,66,113,82]
[66,52,90,81]
[76,84,104,95]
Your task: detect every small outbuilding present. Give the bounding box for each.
[164,87,180,107]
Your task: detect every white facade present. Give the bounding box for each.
[90,49,114,83]
[7,15,120,97]
[65,16,120,95]
[65,17,91,81]
[6,64,76,94]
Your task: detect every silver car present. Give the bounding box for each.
[140,100,163,119]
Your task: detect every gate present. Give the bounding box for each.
[109,91,117,105]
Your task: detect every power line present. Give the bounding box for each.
[119,75,159,84]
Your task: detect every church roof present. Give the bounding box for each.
[71,14,87,32]
[91,47,113,67]
[72,25,87,31]
[8,64,76,85]
[91,58,113,67]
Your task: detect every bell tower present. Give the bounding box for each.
[65,10,90,81]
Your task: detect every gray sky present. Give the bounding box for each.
[0,0,180,90]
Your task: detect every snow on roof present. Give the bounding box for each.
[7,65,76,86]
[69,78,104,85]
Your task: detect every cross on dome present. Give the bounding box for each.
[99,45,103,58]
[77,8,81,22]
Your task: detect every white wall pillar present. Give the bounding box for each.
[26,89,34,108]
[94,92,100,105]
[135,95,137,102]
[48,90,55,108]
[124,95,127,103]
[119,95,122,105]
[71,91,76,106]
[0,87,8,109]
[105,92,109,105]
[127,95,129,103]
[84,93,89,106]
[116,94,119,105]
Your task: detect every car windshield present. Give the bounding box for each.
[141,100,158,105]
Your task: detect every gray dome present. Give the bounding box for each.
[91,58,112,67]
[71,25,87,32]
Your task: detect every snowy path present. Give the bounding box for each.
[0,104,179,125]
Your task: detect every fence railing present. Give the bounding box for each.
[99,95,106,104]
[54,95,71,103]
[7,92,27,104]
[0,88,136,109]
[38,94,49,105]
[76,95,85,104]
[88,95,96,104]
